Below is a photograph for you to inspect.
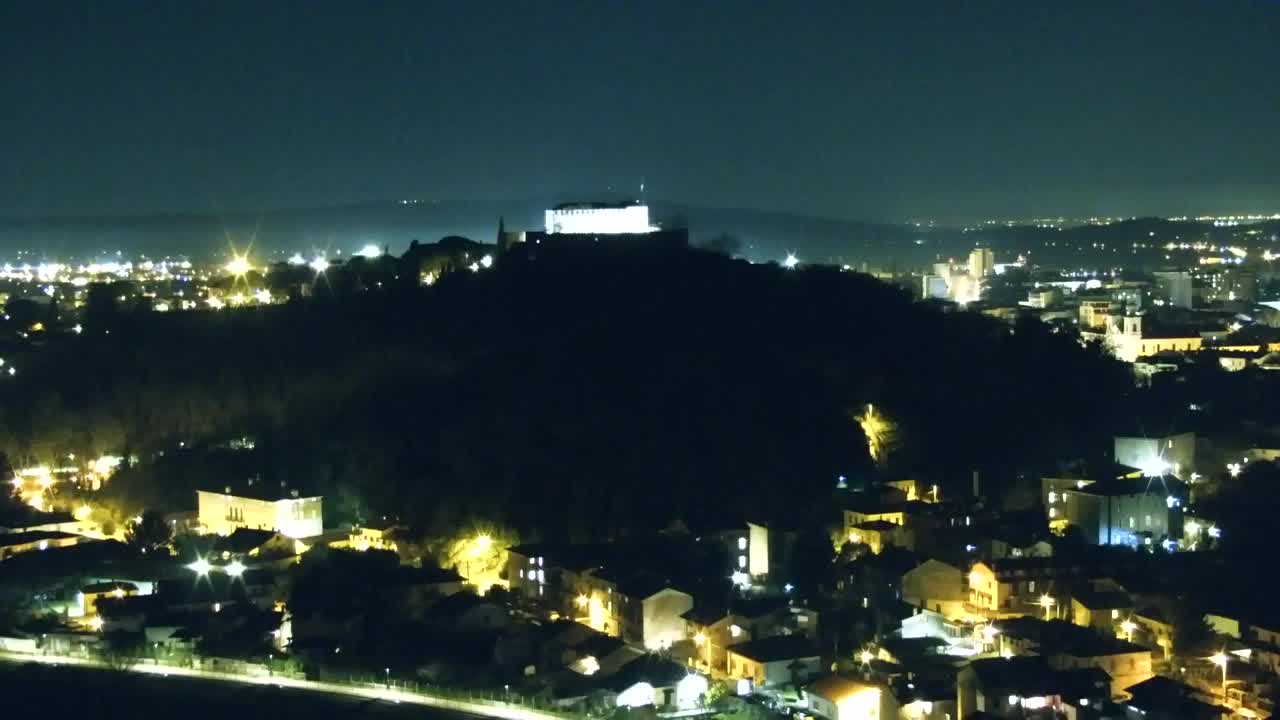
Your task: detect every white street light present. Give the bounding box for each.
[188,558,212,575]
[225,560,246,577]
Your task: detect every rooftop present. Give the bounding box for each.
[0,530,78,548]
[727,634,818,663]
[197,483,319,503]
[966,656,1110,698]
[998,617,1148,657]
[807,675,878,704]
[1068,476,1182,498]
[1124,676,1231,720]
[81,581,138,594]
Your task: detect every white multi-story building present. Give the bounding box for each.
[544,203,656,235]
[968,247,994,278]
[197,488,322,539]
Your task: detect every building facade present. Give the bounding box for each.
[196,489,322,539]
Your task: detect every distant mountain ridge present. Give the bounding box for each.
[0,201,1275,270]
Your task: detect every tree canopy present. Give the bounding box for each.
[0,245,1132,541]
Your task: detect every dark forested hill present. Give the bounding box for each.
[0,245,1131,539]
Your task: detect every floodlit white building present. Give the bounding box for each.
[1114,432,1194,480]
[197,487,322,539]
[544,202,656,235]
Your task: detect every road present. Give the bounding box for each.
[0,652,567,720]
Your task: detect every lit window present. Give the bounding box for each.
[738,537,747,551]
[730,624,742,638]
[1047,491,1057,504]
[1112,609,1119,619]
[1048,507,1057,518]
[1129,516,1135,529]
[528,557,535,565]
[738,555,747,569]
[537,569,545,583]
[518,569,524,579]
[538,557,544,567]
[1029,580,1036,593]
[1145,515,1152,527]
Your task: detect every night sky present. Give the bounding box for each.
[2,1,1278,223]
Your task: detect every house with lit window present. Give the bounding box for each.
[77,581,139,619]
[196,486,322,539]
[957,657,1110,719]
[1069,584,1133,632]
[725,634,821,689]
[997,617,1153,696]
[968,555,1142,618]
[0,530,83,560]
[1060,477,1184,547]
[681,606,748,673]
[506,542,555,602]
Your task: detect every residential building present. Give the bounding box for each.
[967,555,1141,618]
[212,528,298,560]
[682,606,749,673]
[1132,607,1175,659]
[0,530,84,560]
[196,487,322,539]
[1123,675,1231,720]
[998,617,1153,696]
[423,592,511,632]
[847,520,909,555]
[77,581,139,619]
[1069,586,1133,633]
[956,656,1110,719]
[806,675,892,720]
[725,635,821,689]
[1079,297,1114,330]
[901,559,966,618]
[1061,477,1184,546]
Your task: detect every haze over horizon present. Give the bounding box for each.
[4,1,1279,224]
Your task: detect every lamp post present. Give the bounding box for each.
[385,667,391,689]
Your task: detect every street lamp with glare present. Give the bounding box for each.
[1038,594,1056,620]
[1210,651,1229,698]
[225,256,251,277]
[188,558,212,575]
[225,560,246,577]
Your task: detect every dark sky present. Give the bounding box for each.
[2,0,1278,223]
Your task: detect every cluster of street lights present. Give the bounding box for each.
[187,557,246,577]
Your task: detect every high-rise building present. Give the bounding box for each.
[968,248,994,278]
[1152,271,1193,309]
